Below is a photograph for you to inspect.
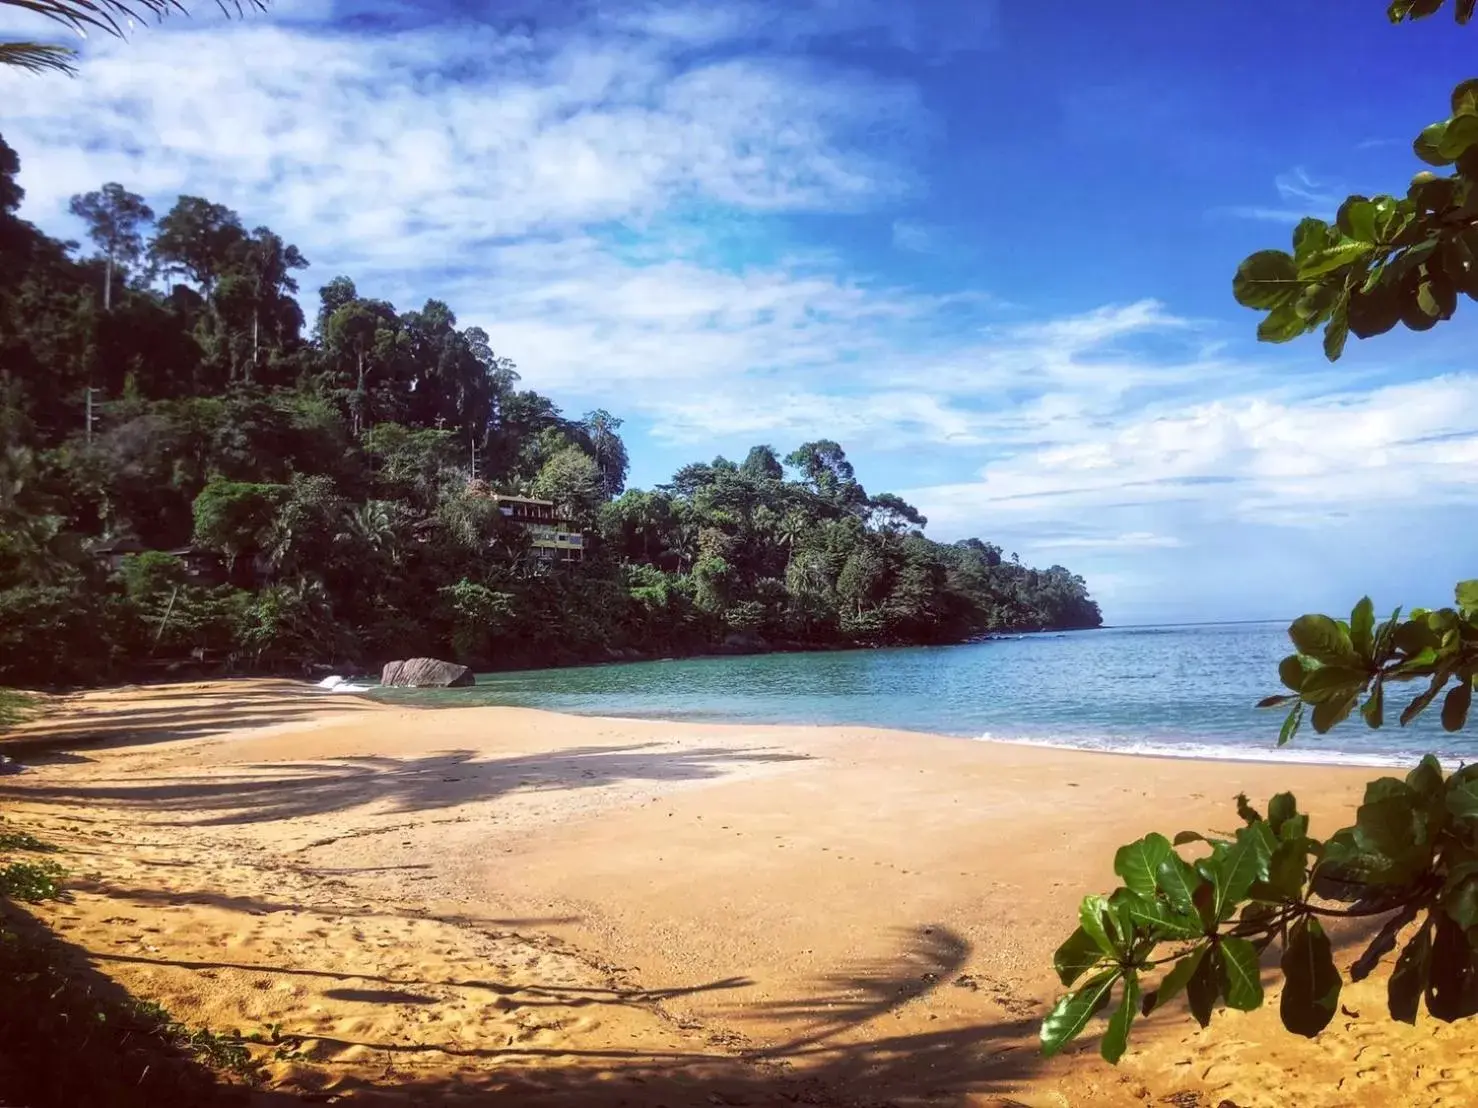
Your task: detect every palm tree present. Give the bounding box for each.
[2,0,268,75]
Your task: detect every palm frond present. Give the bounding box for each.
[1,0,269,41]
[0,40,78,72]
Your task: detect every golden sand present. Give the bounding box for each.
[2,679,1472,1106]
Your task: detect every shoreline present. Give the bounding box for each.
[0,679,1462,1107]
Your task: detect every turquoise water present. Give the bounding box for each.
[365,623,1471,768]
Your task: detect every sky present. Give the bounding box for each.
[2,0,1476,625]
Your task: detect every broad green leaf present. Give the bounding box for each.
[1351,902,1421,982]
[1185,946,1219,1028]
[1280,917,1341,1037]
[1372,607,1402,664]
[1156,852,1206,916]
[1300,666,1369,704]
[1219,936,1263,1011]
[1446,765,1478,821]
[1040,969,1119,1058]
[1233,250,1301,310]
[1297,241,1374,280]
[1279,701,1304,746]
[1278,654,1311,692]
[1235,793,1262,826]
[1362,680,1385,729]
[1322,308,1349,362]
[1292,217,1336,260]
[1172,830,1207,846]
[1336,199,1376,243]
[1114,833,1172,898]
[1402,668,1454,725]
[1267,793,1298,837]
[1417,274,1458,319]
[1454,78,1478,116]
[1442,677,1472,732]
[1389,920,1432,1023]
[1078,895,1118,956]
[1263,838,1308,900]
[1347,281,1403,338]
[1350,597,1375,659]
[1439,114,1478,160]
[1213,826,1271,920]
[1054,926,1107,987]
[1311,692,1358,734]
[1426,914,1478,1021]
[1257,694,1299,709]
[1288,614,1357,665]
[1406,754,1445,800]
[1100,972,1139,1064]
[1416,120,1455,167]
[1355,791,1421,858]
[1442,871,1478,929]
[1257,304,1309,343]
[1459,580,1478,617]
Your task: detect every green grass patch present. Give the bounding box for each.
[0,826,58,852]
[0,687,37,730]
[0,859,66,902]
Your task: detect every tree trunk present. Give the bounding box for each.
[250,307,260,383]
[103,253,113,313]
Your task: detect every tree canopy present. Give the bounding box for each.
[0,134,1101,687]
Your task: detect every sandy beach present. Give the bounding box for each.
[1,680,1472,1107]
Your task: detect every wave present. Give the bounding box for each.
[314,675,376,694]
[973,731,1466,771]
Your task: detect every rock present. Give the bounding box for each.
[380,658,475,688]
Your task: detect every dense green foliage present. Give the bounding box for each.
[0,135,1099,687]
[1042,5,1478,1063]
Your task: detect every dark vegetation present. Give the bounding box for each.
[0,134,1099,690]
[1042,0,1478,1064]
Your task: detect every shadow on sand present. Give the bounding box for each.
[0,744,812,826]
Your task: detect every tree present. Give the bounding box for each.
[1042,4,1478,1065]
[148,197,245,302]
[1,0,268,75]
[68,184,154,312]
[741,445,785,482]
[581,409,629,500]
[532,446,603,523]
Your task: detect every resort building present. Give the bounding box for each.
[489,494,585,567]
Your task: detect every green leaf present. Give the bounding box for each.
[1267,793,1298,837]
[1350,596,1375,659]
[1219,936,1264,1012]
[1347,281,1403,338]
[1439,114,1478,160]
[1263,838,1308,900]
[1040,969,1119,1058]
[1406,754,1445,800]
[1362,680,1385,729]
[1402,668,1454,725]
[1100,972,1139,1064]
[1351,902,1422,982]
[1426,913,1478,1022]
[1311,692,1359,734]
[1297,240,1374,281]
[1280,917,1341,1037]
[1446,765,1478,821]
[1054,926,1107,988]
[1300,666,1369,704]
[1322,308,1349,361]
[1156,852,1206,916]
[1442,677,1472,732]
[1454,79,1478,116]
[1279,701,1305,746]
[1336,199,1376,243]
[1443,870,1478,929]
[1354,789,1421,858]
[1257,694,1299,710]
[1233,250,1301,310]
[1213,826,1271,921]
[1143,946,1207,1016]
[1185,946,1218,1028]
[1288,614,1357,665]
[1389,920,1432,1023]
[1078,895,1119,956]
[1114,833,1172,898]
[1457,580,1478,617]
[1235,793,1262,826]
[1256,304,1310,343]
[1416,120,1455,167]
[1279,654,1311,692]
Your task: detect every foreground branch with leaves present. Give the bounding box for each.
[1041,1,1478,1063]
[1,0,267,74]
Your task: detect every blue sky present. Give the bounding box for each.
[2,0,1477,624]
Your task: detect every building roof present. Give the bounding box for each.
[489,494,556,507]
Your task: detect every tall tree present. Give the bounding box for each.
[581,409,629,500]
[148,196,245,302]
[69,184,155,312]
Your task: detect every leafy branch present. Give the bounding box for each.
[1,0,269,74]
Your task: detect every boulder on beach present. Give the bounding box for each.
[380,658,476,688]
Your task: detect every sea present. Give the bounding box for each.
[363,622,1472,769]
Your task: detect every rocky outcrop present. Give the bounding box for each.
[380,658,475,688]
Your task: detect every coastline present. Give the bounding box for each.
[0,680,1463,1107]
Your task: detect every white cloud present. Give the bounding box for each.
[1224,167,1341,224]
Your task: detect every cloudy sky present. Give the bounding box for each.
[3,0,1476,624]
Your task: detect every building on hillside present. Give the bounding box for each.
[489,494,585,567]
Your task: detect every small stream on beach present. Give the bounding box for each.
[364,622,1469,768]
